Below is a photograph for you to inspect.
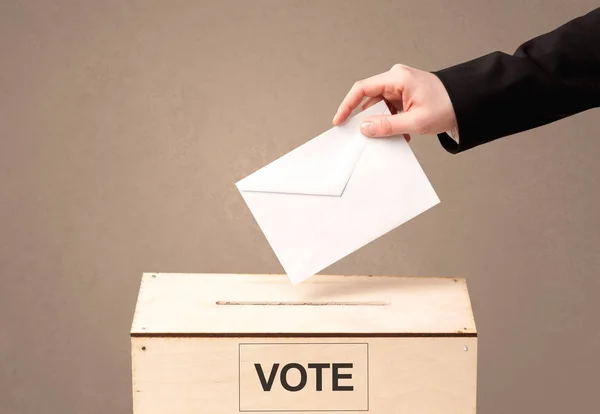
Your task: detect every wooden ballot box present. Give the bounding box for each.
[130,273,477,413]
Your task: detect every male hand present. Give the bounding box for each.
[332,64,458,141]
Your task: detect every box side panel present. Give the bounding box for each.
[131,336,477,414]
[130,273,476,335]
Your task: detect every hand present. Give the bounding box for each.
[332,64,458,141]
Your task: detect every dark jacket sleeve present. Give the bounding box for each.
[433,7,600,154]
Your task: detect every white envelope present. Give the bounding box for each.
[236,100,440,284]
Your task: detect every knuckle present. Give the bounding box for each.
[400,66,413,80]
[391,63,406,71]
[379,118,394,136]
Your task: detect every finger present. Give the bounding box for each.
[360,96,383,111]
[360,113,420,138]
[332,72,391,125]
[404,133,411,143]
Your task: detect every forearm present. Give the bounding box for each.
[434,7,600,153]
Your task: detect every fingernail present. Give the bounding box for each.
[361,121,374,136]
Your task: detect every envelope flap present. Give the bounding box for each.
[236,101,390,197]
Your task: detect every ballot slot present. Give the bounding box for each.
[215,300,390,306]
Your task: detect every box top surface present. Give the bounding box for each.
[131,273,476,337]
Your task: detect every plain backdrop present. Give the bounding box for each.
[1,1,599,413]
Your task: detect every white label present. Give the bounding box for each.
[239,343,369,412]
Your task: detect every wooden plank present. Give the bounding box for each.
[131,336,477,414]
[130,273,476,335]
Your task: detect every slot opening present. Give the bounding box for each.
[215,300,389,306]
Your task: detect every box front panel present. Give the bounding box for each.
[132,336,477,414]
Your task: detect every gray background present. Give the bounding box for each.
[1,1,599,413]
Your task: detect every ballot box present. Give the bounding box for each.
[130,273,477,413]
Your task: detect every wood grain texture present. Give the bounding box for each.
[131,336,477,414]
[130,273,477,335]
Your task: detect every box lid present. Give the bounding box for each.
[130,273,476,337]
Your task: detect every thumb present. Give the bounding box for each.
[360,113,419,138]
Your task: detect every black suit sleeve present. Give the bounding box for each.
[432,7,600,154]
